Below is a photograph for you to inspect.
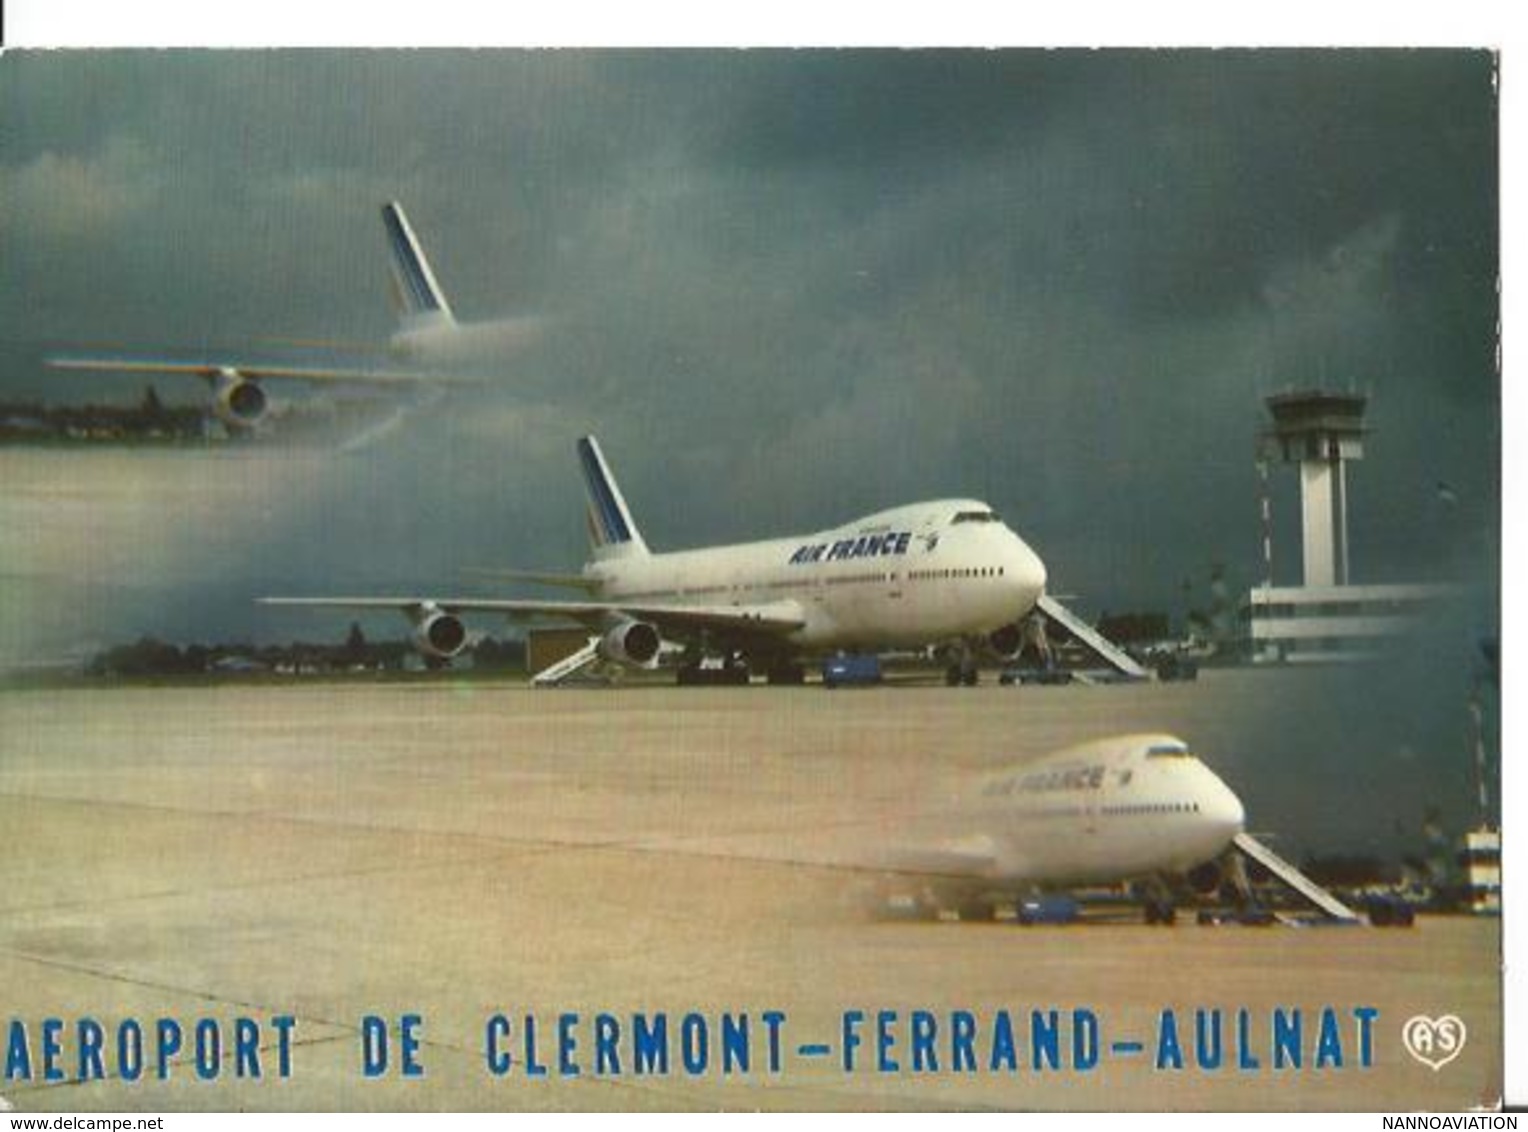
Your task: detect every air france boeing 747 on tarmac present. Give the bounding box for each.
[262,435,1049,685]
[49,202,536,435]
[873,733,1247,923]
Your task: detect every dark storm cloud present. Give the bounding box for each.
[0,48,1500,850]
[0,49,1497,583]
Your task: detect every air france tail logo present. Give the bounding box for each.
[789,531,913,566]
[382,206,443,314]
[579,440,633,546]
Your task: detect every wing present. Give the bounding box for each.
[48,356,483,387]
[875,835,1002,879]
[459,567,602,592]
[258,595,808,638]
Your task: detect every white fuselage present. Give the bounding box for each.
[389,315,546,367]
[585,499,1048,651]
[929,734,1247,886]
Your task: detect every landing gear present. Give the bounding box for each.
[942,639,981,686]
[1140,876,1178,925]
[944,653,980,686]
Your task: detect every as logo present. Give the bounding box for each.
[1401,1014,1466,1071]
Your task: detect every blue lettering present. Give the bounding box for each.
[41,1018,63,1083]
[399,1013,424,1078]
[1354,1007,1378,1067]
[989,1011,1017,1071]
[1073,1010,1099,1071]
[1196,1009,1223,1070]
[194,1018,221,1081]
[1273,1008,1301,1069]
[721,1014,749,1075]
[633,1014,668,1075]
[894,531,912,555]
[271,1016,296,1078]
[77,1018,105,1081]
[681,1013,708,1075]
[1238,1009,1261,1070]
[118,1020,142,1082]
[950,1010,976,1072]
[360,1016,387,1078]
[595,1014,621,1075]
[523,1015,547,1078]
[1316,1008,1344,1069]
[234,1018,260,1079]
[761,1011,785,1073]
[1032,1010,1060,1071]
[841,1011,863,1072]
[1156,1010,1184,1070]
[156,1018,183,1080]
[558,1013,580,1077]
[485,1015,510,1075]
[5,1019,30,1081]
[876,1010,899,1072]
[910,1010,937,1072]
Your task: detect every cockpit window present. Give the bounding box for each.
[952,510,1000,524]
[1145,742,1192,759]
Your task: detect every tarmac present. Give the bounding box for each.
[0,675,1504,1111]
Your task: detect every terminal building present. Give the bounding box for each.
[1243,390,1452,663]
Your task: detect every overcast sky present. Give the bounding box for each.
[0,51,1497,622]
[0,52,1499,622]
[0,48,1504,855]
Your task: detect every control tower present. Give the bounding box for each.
[1262,390,1367,587]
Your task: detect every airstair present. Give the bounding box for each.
[531,637,603,687]
[1035,595,1150,679]
[1232,832,1361,923]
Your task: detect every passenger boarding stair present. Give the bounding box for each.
[1232,832,1361,923]
[1035,595,1150,679]
[531,637,602,687]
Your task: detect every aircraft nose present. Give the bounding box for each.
[1201,774,1246,841]
[1003,533,1048,610]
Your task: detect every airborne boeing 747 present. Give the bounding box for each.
[262,435,1049,684]
[48,202,536,435]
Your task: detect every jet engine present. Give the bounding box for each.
[409,604,469,660]
[599,618,662,668]
[1186,860,1224,895]
[213,369,269,430]
[985,621,1025,662]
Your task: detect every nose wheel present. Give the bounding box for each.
[1139,876,1178,925]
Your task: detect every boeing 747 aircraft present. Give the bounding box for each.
[262,434,1050,685]
[48,202,533,435]
[871,733,1247,924]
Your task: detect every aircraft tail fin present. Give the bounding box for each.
[578,436,650,560]
[381,201,456,330]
